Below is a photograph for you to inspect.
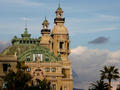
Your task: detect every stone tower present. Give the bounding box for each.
[51,4,73,90]
[51,4,70,60]
[40,17,51,48]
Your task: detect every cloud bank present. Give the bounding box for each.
[69,46,120,90]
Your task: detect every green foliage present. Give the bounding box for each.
[4,70,32,90]
[89,80,108,90]
[100,66,120,90]
[100,66,120,81]
[89,65,120,90]
[3,61,51,90]
[16,61,28,70]
[26,78,51,90]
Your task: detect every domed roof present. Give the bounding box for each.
[51,25,68,35]
[55,3,63,13]
[56,7,63,12]
[0,44,61,62]
[42,17,49,25]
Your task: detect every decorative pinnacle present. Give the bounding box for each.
[24,17,28,30]
[45,16,47,20]
[25,23,27,29]
[42,16,49,25]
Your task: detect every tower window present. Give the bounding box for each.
[3,64,8,72]
[67,43,69,50]
[45,25,47,29]
[59,42,64,49]
[45,68,50,72]
[59,13,61,16]
[52,68,56,72]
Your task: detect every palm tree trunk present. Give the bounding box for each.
[108,80,111,90]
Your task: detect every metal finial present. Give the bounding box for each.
[24,17,28,30]
[59,0,60,8]
[25,23,27,29]
[45,16,47,20]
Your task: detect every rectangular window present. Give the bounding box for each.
[45,68,50,72]
[3,64,8,72]
[59,42,64,49]
[33,54,43,62]
[26,68,31,72]
[52,68,56,72]
[67,43,69,50]
[26,56,30,61]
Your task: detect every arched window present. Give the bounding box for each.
[59,13,61,17]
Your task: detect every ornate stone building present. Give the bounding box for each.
[0,5,73,90]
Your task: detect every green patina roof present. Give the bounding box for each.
[0,44,61,62]
[21,28,31,38]
[11,28,40,45]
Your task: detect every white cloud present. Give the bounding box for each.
[69,46,120,90]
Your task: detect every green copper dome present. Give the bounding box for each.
[21,28,31,38]
[0,44,61,62]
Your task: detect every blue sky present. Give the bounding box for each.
[0,0,120,51]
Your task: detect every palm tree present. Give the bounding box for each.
[100,66,120,90]
[89,79,108,90]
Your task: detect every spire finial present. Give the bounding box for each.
[45,16,46,20]
[59,0,60,8]
[25,23,27,29]
[23,17,28,30]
